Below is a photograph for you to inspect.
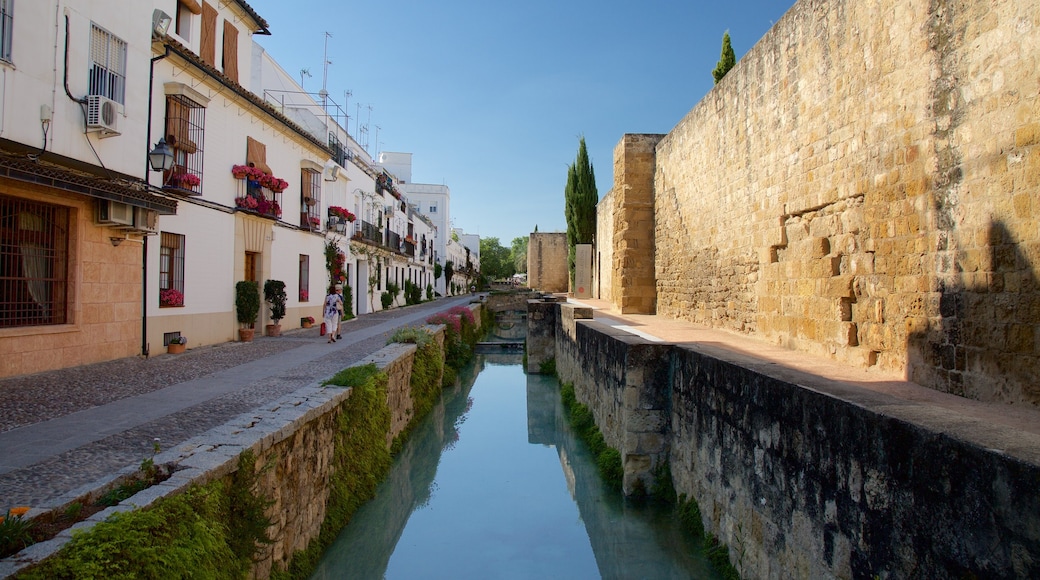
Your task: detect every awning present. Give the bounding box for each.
[0,149,178,215]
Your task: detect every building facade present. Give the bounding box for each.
[0,1,178,377]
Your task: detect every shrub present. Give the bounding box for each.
[263,280,287,321]
[235,281,260,326]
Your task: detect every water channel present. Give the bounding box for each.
[311,328,719,579]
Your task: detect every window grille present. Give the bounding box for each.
[0,195,70,327]
[0,0,12,62]
[163,94,206,191]
[89,23,127,103]
[159,232,185,307]
[301,169,321,230]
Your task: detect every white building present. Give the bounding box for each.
[0,1,439,377]
[378,151,476,295]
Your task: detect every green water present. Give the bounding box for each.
[310,352,719,579]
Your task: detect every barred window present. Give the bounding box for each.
[159,232,185,307]
[89,23,127,104]
[301,168,321,230]
[163,94,206,192]
[0,195,70,327]
[0,0,13,62]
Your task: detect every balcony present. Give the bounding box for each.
[234,180,282,220]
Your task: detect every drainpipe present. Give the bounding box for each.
[142,46,170,357]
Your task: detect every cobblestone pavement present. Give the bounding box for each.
[0,297,476,508]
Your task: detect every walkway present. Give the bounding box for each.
[0,295,477,509]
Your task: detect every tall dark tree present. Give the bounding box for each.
[712,31,736,84]
[564,137,597,284]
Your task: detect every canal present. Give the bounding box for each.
[310,348,719,579]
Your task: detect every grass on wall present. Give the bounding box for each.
[274,363,393,579]
[16,451,273,580]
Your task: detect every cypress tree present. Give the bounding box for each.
[712,31,736,84]
[564,137,597,284]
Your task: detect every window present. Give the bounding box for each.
[89,24,127,104]
[299,255,309,302]
[175,0,201,41]
[164,94,205,191]
[0,195,70,327]
[0,0,12,62]
[159,233,185,307]
[429,204,437,213]
[301,168,321,230]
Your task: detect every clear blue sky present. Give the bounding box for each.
[252,0,796,245]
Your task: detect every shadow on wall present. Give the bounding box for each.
[908,220,1040,407]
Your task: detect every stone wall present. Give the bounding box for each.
[553,305,672,495]
[537,300,1040,578]
[669,344,1040,580]
[609,134,662,314]
[594,188,614,301]
[527,232,569,293]
[2,324,451,579]
[643,0,1040,406]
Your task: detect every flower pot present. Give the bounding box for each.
[239,328,255,342]
[265,324,281,337]
[167,343,186,354]
[302,321,313,329]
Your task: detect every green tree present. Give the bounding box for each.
[564,137,597,284]
[712,31,735,84]
[480,237,514,281]
[511,236,529,274]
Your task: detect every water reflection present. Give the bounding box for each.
[311,354,717,579]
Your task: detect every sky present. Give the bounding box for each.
[251,0,796,245]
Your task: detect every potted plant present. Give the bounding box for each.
[263,280,287,337]
[167,335,187,354]
[235,280,260,342]
[301,316,315,328]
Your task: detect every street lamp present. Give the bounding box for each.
[148,138,174,173]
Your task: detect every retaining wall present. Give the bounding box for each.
[2,320,455,579]
[542,300,1040,578]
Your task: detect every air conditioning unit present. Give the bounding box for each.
[132,207,158,233]
[96,200,133,226]
[86,95,121,137]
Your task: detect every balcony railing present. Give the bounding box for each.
[357,220,381,244]
[234,181,282,220]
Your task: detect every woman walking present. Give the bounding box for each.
[323,285,343,343]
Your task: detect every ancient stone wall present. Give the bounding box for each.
[610,134,663,314]
[594,189,614,301]
[649,0,1040,406]
[527,232,569,293]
